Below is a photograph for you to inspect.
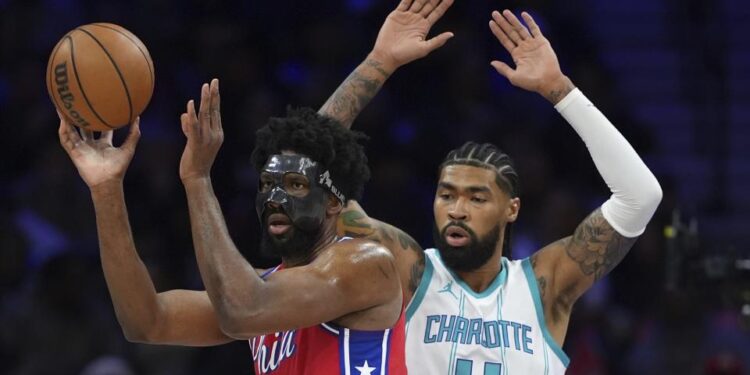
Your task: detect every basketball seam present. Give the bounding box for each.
[89,23,154,94]
[69,30,118,129]
[76,27,134,127]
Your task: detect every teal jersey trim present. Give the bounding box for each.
[520,258,571,367]
[434,251,509,298]
[406,252,435,322]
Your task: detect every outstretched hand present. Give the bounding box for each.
[489,10,573,103]
[58,113,141,188]
[179,78,223,182]
[371,0,455,72]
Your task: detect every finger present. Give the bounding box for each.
[209,78,221,130]
[426,0,453,25]
[101,130,113,146]
[80,129,94,141]
[503,9,531,40]
[424,32,454,53]
[492,10,522,45]
[198,83,210,128]
[397,0,414,11]
[180,113,190,136]
[419,0,437,18]
[491,60,515,80]
[121,117,141,153]
[522,12,543,38]
[187,99,200,137]
[58,118,82,154]
[409,0,426,13]
[489,19,517,52]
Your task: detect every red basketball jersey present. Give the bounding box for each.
[249,265,407,375]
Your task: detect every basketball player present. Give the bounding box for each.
[318,7,663,374]
[57,94,407,374]
[55,0,452,373]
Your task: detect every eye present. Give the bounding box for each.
[260,180,273,191]
[292,182,305,190]
[438,193,452,200]
[471,196,487,203]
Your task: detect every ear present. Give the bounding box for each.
[326,194,343,216]
[506,197,521,223]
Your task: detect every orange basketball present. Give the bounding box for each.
[46,23,154,131]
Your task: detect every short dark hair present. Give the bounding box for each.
[251,107,370,202]
[439,141,520,258]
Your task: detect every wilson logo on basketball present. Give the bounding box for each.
[54,61,90,128]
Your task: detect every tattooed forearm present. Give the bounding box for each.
[565,208,637,281]
[319,58,391,129]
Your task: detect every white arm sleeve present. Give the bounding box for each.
[555,88,662,238]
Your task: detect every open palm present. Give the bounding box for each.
[372,0,454,69]
[58,115,140,188]
[489,10,564,94]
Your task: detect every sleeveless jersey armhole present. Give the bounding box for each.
[520,258,571,367]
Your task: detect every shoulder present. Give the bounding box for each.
[317,238,398,277]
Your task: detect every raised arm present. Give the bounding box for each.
[57,115,230,347]
[489,10,662,343]
[179,81,401,338]
[319,0,454,128]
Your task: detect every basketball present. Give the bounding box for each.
[46,23,154,132]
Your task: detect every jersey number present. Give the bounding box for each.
[456,358,502,375]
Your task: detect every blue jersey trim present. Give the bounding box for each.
[406,252,434,322]
[521,258,570,367]
[259,265,280,279]
[433,250,508,298]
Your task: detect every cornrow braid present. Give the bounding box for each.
[439,142,520,258]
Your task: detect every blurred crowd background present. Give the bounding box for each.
[1,0,749,374]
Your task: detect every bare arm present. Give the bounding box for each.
[337,201,425,302]
[319,0,454,128]
[179,81,401,339]
[58,117,230,346]
[490,10,661,345]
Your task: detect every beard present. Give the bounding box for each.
[259,211,323,262]
[432,221,501,272]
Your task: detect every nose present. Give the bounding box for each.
[268,186,288,205]
[447,198,469,221]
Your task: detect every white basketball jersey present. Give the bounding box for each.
[405,249,569,375]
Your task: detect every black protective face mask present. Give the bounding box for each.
[255,155,332,233]
[432,221,501,272]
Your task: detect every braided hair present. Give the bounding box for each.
[439,142,520,258]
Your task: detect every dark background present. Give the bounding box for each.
[1,0,749,374]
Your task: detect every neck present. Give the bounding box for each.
[455,236,506,293]
[281,218,338,268]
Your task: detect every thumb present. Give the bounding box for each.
[491,60,515,80]
[122,117,141,152]
[180,113,190,137]
[425,32,454,53]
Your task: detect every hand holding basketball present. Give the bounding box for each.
[58,114,141,188]
[179,79,224,182]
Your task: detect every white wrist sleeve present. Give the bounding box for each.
[555,88,662,238]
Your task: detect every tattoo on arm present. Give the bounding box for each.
[565,208,637,281]
[319,58,390,129]
[409,252,425,294]
[339,210,425,294]
[530,253,547,299]
[543,77,575,104]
